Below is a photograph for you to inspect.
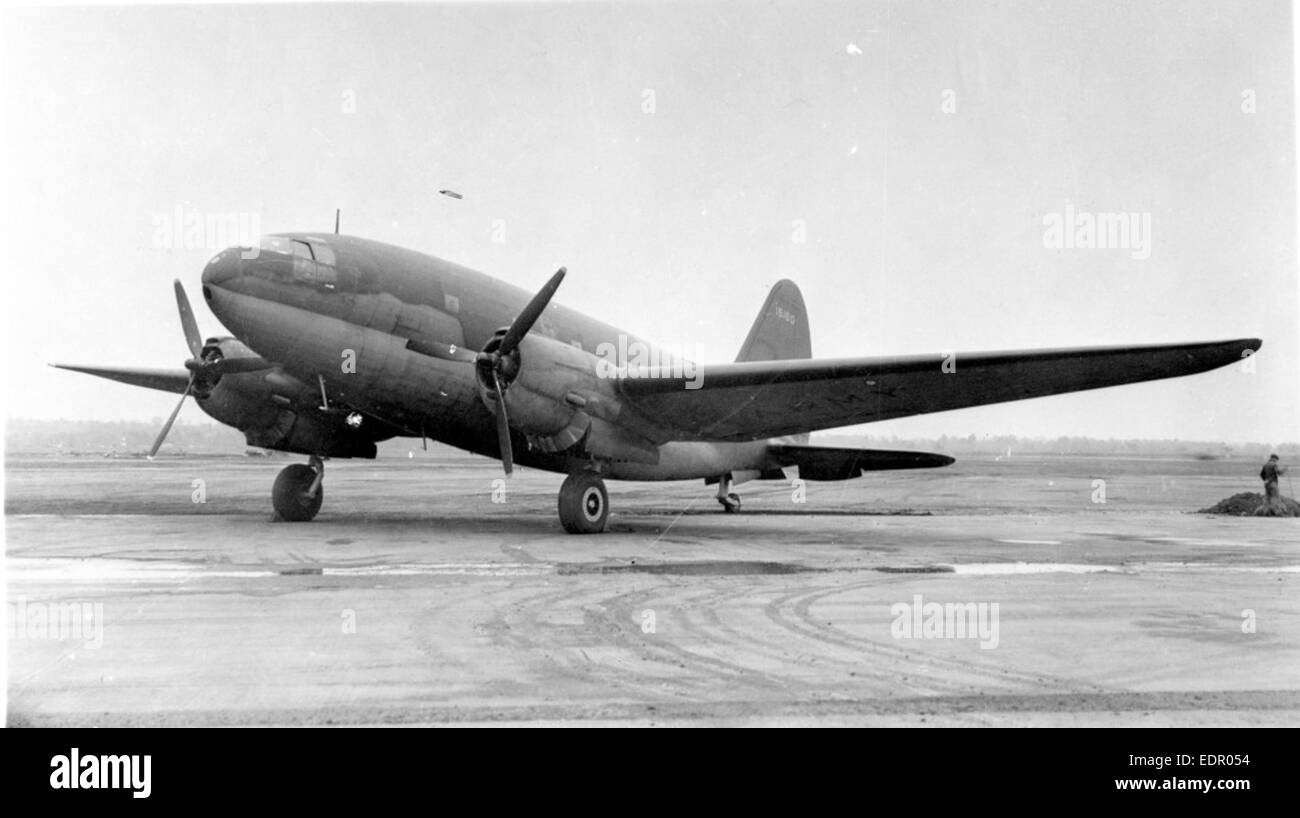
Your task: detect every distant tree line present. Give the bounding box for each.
[6,419,248,456]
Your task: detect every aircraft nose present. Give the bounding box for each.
[201,248,242,289]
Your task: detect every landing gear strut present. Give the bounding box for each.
[272,455,324,522]
[716,472,741,513]
[558,471,609,534]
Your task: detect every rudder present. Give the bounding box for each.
[735,279,811,362]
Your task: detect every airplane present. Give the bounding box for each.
[56,229,1261,533]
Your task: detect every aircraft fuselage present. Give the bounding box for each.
[200,233,769,480]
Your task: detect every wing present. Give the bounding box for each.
[613,338,1260,442]
[51,364,192,395]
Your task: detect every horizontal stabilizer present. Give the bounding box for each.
[768,444,955,481]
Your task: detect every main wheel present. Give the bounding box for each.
[273,464,323,522]
[558,472,609,534]
[719,492,741,513]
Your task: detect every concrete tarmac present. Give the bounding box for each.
[6,453,1298,726]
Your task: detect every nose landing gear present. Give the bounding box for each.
[272,454,324,522]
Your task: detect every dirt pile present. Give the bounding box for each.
[1198,492,1300,517]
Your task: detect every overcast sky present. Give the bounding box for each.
[2,0,1296,444]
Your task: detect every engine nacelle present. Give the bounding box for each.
[480,334,658,464]
[195,338,388,458]
[481,334,601,430]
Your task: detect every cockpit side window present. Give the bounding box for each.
[291,240,338,290]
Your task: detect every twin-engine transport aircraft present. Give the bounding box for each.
[57,232,1261,533]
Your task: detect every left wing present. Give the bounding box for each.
[50,364,192,395]
[611,338,1260,443]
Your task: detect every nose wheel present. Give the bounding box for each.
[558,471,609,534]
[272,456,324,522]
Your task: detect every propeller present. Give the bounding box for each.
[175,279,203,359]
[491,373,513,474]
[472,267,566,476]
[147,280,271,458]
[497,267,566,359]
[149,372,198,459]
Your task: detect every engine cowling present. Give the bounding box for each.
[477,334,658,464]
[195,337,386,458]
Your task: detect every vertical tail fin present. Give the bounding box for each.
[735,279,811,362]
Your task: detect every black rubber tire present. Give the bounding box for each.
[558,472,609,534]
[273,464,323,522]
[723,493,741,513]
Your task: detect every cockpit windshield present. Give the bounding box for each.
[256,236,337,289]
[248,235,345,291]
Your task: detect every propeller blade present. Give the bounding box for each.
[148,372,195,458]
[492,372,513,476]
[174,280,203,359]
[498,267,566,358]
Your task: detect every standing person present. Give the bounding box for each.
[1257,454,1288,515]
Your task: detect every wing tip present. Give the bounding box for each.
[1222,337,1262,363]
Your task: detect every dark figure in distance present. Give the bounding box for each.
[1256,454,1289,516]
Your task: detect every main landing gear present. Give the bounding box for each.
[264,459,737,531]
[716,472,742,513]
[558,471,609,534]
[272,454,324,522]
